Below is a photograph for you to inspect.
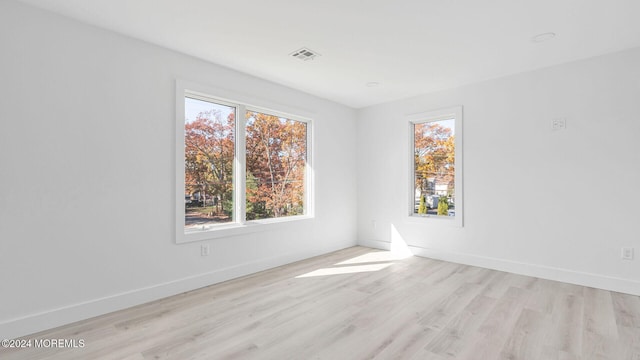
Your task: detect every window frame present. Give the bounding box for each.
[176,80,314,244]
[408,106,463,227]
[244,106,311,221]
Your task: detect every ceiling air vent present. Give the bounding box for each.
[290,47,320,61]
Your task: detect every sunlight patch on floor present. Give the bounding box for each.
[335,251,407,265]
[297,223,413,278]
[295,263,392,278]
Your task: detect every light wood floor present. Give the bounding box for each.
[2,246,640,359]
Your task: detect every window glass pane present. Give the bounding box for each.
[414,119,455,216]
[245,111,307,220]
[184,97,235,231]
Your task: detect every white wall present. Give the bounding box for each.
[0,1,357,339]
[357,47,640,295]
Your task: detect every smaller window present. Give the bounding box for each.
[409,106,463,226]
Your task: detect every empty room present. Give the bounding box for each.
[1,0,639,359]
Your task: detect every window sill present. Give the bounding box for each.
[177,215,314,244]
[405,213,463,227]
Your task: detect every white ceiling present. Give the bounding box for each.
[16,0,640,108]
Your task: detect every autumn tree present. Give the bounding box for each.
[414,122,455,200]
[245,111,306,219]
[184,109,235,218]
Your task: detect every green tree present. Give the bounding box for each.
[437,196,449,216]
[418,194,427,214]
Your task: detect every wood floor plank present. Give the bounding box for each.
[498,308,547,360]
[424,294,496,358]
[612,292,640,328]
[456,286,528,360]
[617,324,640,360]
[581,287,621,359]
[2,246,640,360]
[543,292,584,356]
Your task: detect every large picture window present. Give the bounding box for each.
[176,83,312,243]
[409,106,463,226]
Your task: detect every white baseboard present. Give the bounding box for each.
[358,239,640,296]
[0,244,350,340]
[358,239,392,251]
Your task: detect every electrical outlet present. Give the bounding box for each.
[201,244,210,256]
[552,118,566,130]
[622,247,634,260]
[371,220,377,229]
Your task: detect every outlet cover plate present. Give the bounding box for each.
[552,118,566,130]
[201,244,210,256]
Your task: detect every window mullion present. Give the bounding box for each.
[305,122,312,217]
[236,104,247,224]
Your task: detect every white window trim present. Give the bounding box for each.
[407,106,463,227]
[176,80,314,244]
